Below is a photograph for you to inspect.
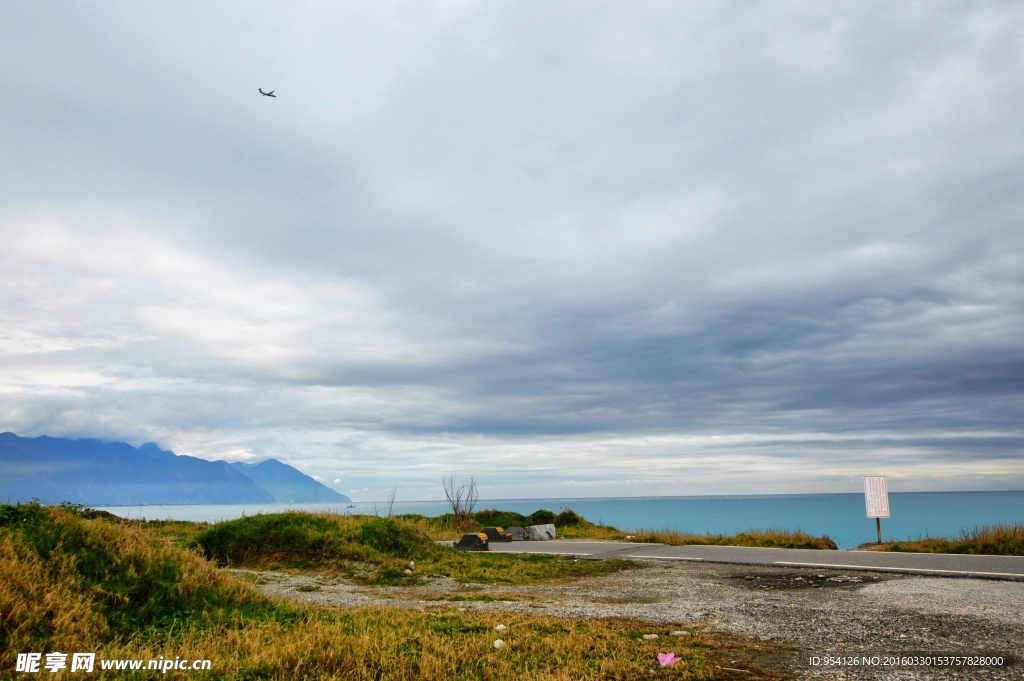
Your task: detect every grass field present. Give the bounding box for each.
[1,502,790,680]
[7,500,1013,679]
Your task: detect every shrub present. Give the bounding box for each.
[392,513,426,522]
[195,512,442,584]
[529,509,556,525]
[554,508,583,527]
[359,518,432,558]
[196,512,370,567]
[0,500,47,526]
[473,509,529,528]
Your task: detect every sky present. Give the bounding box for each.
[2,2,1023,501]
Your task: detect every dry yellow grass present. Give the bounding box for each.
[857,522,1024,555]
[0,532,107,654]
[0,503,276,672]
[627,527,837,550]
[89,606,787,680]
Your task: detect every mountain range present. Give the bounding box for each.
[0,432,350,505]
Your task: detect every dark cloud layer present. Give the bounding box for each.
[2,2,1022,499]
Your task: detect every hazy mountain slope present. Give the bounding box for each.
[230,459,350,503]
[0,433,278,505]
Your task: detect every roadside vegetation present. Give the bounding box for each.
[399,506,625,541]
[138,504,1024,555]
[856,522,1024,555]
[2,502,787,680]
[627,528,839,551]
[398,507,837,549]
[193,511,630,585]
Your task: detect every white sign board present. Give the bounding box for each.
[864,475,890,518]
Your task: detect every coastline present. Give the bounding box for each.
[96,490,1024,550]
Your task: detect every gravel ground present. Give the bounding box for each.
[235,560,1024,680]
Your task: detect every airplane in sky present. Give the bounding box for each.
[258,88,276,98]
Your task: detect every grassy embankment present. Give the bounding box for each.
[856,523,1024,555]
[152,507,1020,554]
[407,507,839,549]
[1,502,788,680]
[193,510,630,585]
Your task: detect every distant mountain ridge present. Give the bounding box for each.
[0,432,349,505]
[229,459,346,504]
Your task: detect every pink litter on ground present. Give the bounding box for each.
[657,652,681,666]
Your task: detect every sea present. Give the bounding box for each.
[97,491,1024,550]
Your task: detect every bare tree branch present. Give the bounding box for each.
[386,485,397,519]
[464,476,478,518]
[442,473,478,530]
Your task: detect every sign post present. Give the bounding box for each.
[863,475,889,544]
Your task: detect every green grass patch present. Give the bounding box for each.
[130,518,210,548]
[856,522,1024,555]
[195,512,438,584]
[437,553,634,585]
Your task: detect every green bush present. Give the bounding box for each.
[359,518,432,558]
[196,512,366,567]
[529,509,556,525]
[554,508,583,527]
[473,509,529,529]
[195,512,442,581]
[0,500,47,526]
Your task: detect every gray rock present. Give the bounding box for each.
[527,524,556,541]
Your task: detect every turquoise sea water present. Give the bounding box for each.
[98,491,1024,550]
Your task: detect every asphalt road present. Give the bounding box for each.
[481,540,1024,580]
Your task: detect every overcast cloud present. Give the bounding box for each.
[2,1,1022,500]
